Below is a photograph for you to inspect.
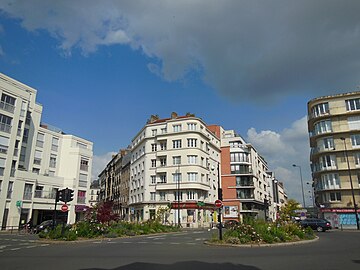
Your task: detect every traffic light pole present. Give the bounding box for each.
[53,190,59,230]
[217,163,223,241]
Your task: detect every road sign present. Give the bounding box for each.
[61,204,68,212]
[214,199,223,208]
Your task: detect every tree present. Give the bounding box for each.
[85,201,119,224]
[279,199,301,222]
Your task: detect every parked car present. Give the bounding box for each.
[300,218,332,232]
[34,220,64,233]
[216,220,239,229]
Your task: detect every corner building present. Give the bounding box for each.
[129,113,220,227]
[308,92,360,228]
[0,73,93,229]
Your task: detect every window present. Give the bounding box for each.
[187,172,198,182]
[231,164,250,174]
[320,173,341,189]
[80,158,89,171]
[187,138,197,148]
[152,129,157,136]
[351,135,360,148]
[346,98,360,111]
[151,175,156,184]
[188,155,197,164]
[0,135,9,154]
[34,150,42,165]
[160,157,167,167]
[188,123,197,131]
[173,140,182,148]
[320,155,337,170]
[159,192,166,201]
[0,93,16,113]
[79,173,88,187]
[151,144,157,152]
[173,125,181,132]
[76,142,87,149]
[77,190,86,204]
[22,128,29,143]
[49,154,57,168]
[329,192,341,202]
[52,137,59,151]
[7,181,13,199]
[36,133,45,148]
[173,173,182,182]
[151,159,157,168]
[159,141,167,150]
[34,185,43,198]
[311,102,329,117]
[32,168,40,174]
[0,157,6,176]
[174,191,182,201]
[321,137,334,150]
[348,116,360,130]
[23,183,33,200]
[314,120,332,135]
[150,192,156,201]
[159,173,167,183]
[187,191,196,200]
[230,152,249,162]
[173,156,181,165]
[0,113,12,133]
[230,141,242,148]
[161,127,167,134]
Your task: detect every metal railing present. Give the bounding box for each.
[0,101,15,113]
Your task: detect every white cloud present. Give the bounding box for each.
[246,116,312,206]
[91,151,117,181]
[1,1,360,102]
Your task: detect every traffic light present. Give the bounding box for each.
[68,189,74,202]
[218,187,223,201]
[58,189,65,202]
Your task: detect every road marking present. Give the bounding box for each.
[40,244,49,247]
[10,248,21,251]
[186,242,196,245]
[26,245,37,249]
[0,245,7,249]
[170,242,180,245]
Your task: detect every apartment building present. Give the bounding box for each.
[89,180,100,208]
[129,113,221,227]
[99,149,131,219]
[308,92,360,228]
[208,126,285,222]
[0,73,93,229]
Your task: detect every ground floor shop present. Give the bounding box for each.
[321,208,360,229]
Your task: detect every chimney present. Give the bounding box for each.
[147,114,160,123]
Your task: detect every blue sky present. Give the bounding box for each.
[1,1,359,206]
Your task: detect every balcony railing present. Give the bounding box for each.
[80,164,88,171]
[33,158,41,165]
[34,190,56,199]
[23,192,32,200]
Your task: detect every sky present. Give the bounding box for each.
[1,0,360,206]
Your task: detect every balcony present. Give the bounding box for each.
[80,164,88,171]
[23,192,32,200]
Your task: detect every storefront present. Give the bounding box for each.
[321,208,360,229]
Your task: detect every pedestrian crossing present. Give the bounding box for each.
[0,237,49,253]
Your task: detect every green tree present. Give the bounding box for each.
[279,199,301,222]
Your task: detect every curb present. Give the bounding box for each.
[204,236,319,248]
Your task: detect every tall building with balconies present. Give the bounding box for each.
[129,112,220,227]
[308,92,360,228]
[208,126,283,222]
[0,73,93,229]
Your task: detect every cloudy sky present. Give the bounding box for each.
[1,0,360,205]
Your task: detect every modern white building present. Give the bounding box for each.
[129,113,221,228]
[0,73,93,229]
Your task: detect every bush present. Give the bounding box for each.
[222,219,315,245]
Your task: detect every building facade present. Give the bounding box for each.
[208,126,286,222]
[308,92,360,228]
[99,149,131,219]
[0,73,93,229]
[128,113,221,227]
[89,181,100,208]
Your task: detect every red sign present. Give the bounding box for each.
[214,200,223,208]
[61,204,69,212]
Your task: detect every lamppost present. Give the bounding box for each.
[177,165,181,227]
[340,137,360,230]
[292,164,306,208]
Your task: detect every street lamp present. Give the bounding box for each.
[292,164,306,208]
[177,166,181,227]
[340,137,360,230]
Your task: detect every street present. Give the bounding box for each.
[0,229,359,270]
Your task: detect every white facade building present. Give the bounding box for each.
[129,113,221,228]
[0,73,93,229]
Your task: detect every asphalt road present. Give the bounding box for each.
[0,229,359,270]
